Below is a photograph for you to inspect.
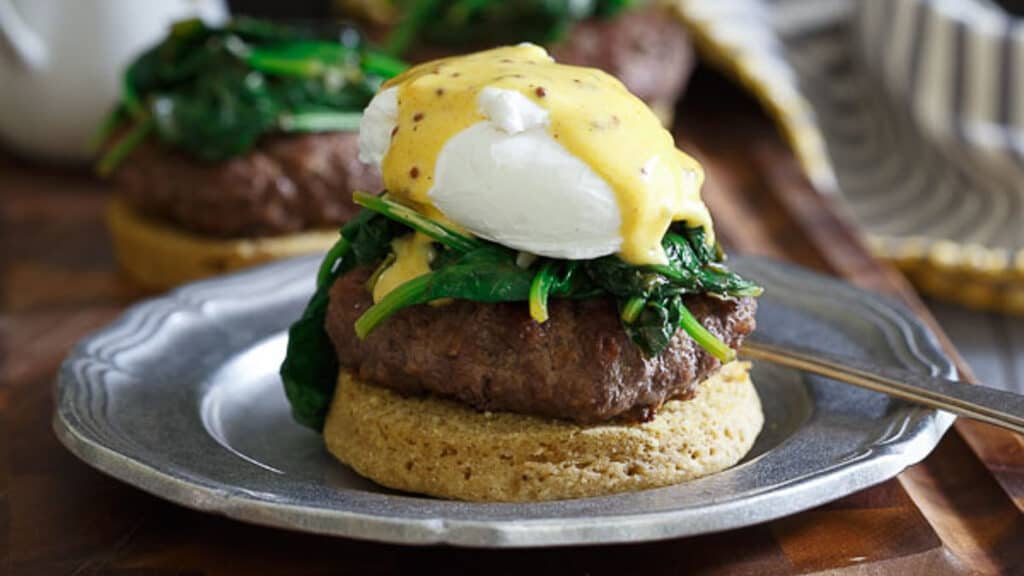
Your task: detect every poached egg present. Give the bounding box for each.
[357,44,713,298]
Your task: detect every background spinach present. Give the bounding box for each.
[94,18,406,175]
[384,0,640,56]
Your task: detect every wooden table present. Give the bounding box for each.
[3,69,1024,575]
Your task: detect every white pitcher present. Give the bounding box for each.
[0,0,227,163]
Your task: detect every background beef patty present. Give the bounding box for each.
[113,132,381,238]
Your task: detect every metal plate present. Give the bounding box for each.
[54,255,955,547]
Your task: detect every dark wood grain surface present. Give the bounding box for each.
[3,70,1023,575]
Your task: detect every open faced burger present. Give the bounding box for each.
[281,44,763,502]
[95,18,407,288]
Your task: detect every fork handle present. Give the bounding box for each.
[740,340,1024,435]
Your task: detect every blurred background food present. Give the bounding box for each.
[91,17,405,288]
[335,0,694,124]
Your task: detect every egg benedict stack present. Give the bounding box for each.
[281,44,764,502]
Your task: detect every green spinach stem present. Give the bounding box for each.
[248,54,322,77]
[354,272,433,338]
[678,303,735,363]
[122,76,144,119]
[279,111,363,132]
[87,107,124,153]
[529,262,556,323]
[361,52,408,77]
[96,114,154,177]
[621,296,646,324]
[352,192,481,253]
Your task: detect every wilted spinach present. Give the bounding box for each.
[280,208,407,429]
[280,195,762,430]
[383,0,640,56]
[94,17,406,175]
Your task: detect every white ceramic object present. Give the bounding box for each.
[0,0,227,163]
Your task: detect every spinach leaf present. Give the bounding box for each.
[341,208,408,274]
[354,245,533,337]
[680,225,718,264]
[623,296,736,362]
[280,288,339,429]
[95,18,406,175]
[660,232,762,297]
[622,298,681,358]
[582,256,672,299]
[384,0,641,56]
[150,63,280,161]
[353,192,481,253]
[280,209,407,430]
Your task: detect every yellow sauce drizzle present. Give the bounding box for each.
[380,43,712,266]
[372,232,434,302]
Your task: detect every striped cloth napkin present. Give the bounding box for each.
[672,0,1024,310]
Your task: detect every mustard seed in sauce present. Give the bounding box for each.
[379,43,711,266]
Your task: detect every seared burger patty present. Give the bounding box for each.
[326,268,757,424]
[550,7,694,108]
[406,7,694,109]
[114,132,381,238]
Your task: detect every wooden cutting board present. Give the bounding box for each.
[2,69,1023,575]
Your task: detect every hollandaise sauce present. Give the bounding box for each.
[371,232,435,303]
[378,43,712,267]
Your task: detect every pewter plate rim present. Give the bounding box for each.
[54,255,956,548]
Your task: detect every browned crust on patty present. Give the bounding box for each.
[325,267,757,424]
[112,132,381,238]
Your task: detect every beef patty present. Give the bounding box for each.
[550,7,695,108]
[113,131,381,238]
[405,7,694,110]
[325,267,757,424]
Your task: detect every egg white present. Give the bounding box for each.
[358,86,624,260]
